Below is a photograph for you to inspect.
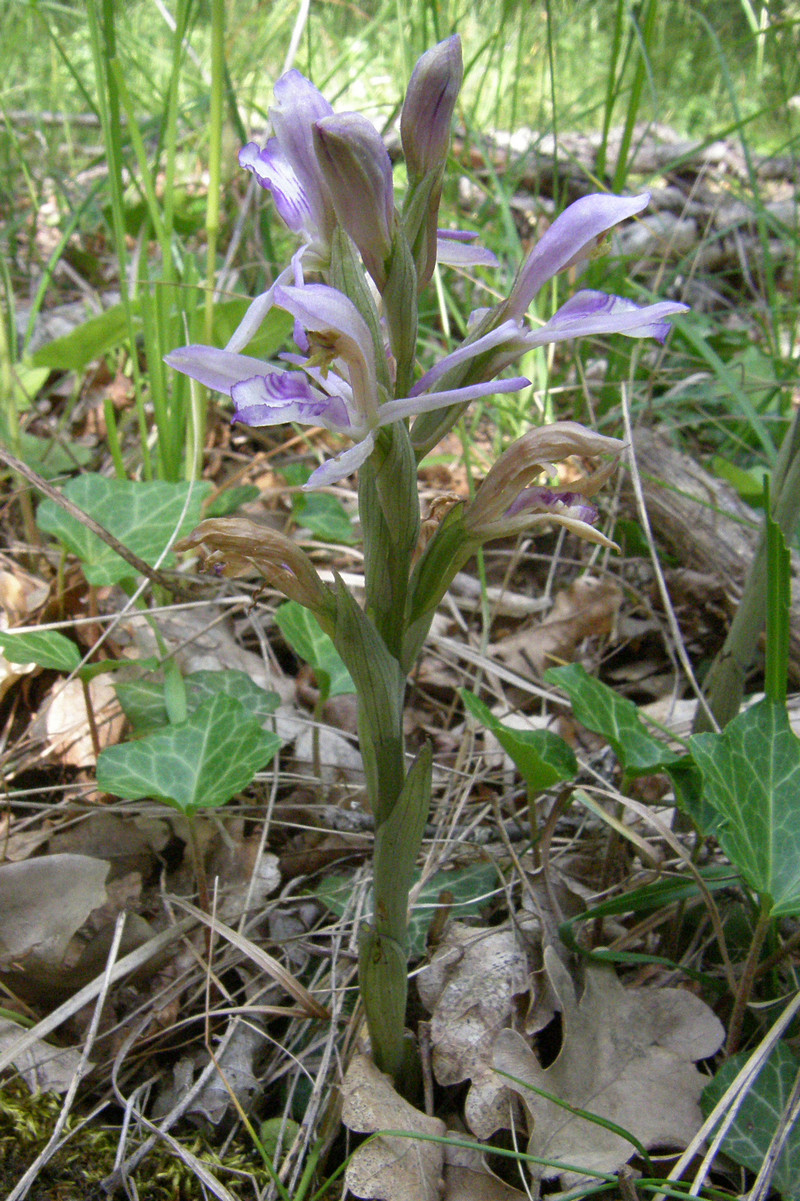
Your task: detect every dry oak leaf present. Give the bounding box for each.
[0,854,110,996]
[493,946,724,1185]
[342,1051,446,1201]
[40,675,124,767]
[416,922,530,1139]
[442,1132,529,1201]
[0,1017,90,1094]
[491,576,622,678]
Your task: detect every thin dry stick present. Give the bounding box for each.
[0,445,178,593]
[0,918,195,1076]
[6,912,128,1201]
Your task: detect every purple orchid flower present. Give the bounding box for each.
[227,53,496,353]
[507,192,655,319]
[463,422,625,548]
[401,34,463,181]
[409,192,687,406]
[231,71,340,355]
[239,70,336,249]
[166,283,529,489]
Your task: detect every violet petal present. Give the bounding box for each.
[507,192,650,317]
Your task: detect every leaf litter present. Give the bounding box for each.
[416,921,531,1139]
[2,94,796,1201]
[493,946,725,1187]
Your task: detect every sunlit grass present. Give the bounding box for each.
[1,0,798,483]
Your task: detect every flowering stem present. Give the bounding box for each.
[336,443,430,1082]
[359,423,421,660]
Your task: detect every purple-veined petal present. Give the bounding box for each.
[239,140,313,234]
[273,284,378,424]
[231,372,352,432]
[411,318,521,395]
[270,70,335,240]
[379,374,529,423]
[436,231,499,268]
[165,345,272,394]
[507,192,650,318]
[304,431,377,489]
[528,290,688,346]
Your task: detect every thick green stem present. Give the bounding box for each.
[335,446,429,1080]
[359,423,420,661]
[359,743,432,1080]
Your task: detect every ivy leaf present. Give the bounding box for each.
[293,492,356,544]
[666,756,723,836]
[274,600,354,700]
[115,669,280,735]
[0,629,81,673]
[204,485,261,518]
[689,699,800,917]
[36,475,211,585]
[462,689,577,793]
[701,1041,800,1197]
[185,670,280,720]
[544,663,682,775]
[282,463,356,544]
[0,412,92,478]
[96,694,281,814]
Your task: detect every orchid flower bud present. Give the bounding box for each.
[175,518,335,626]
[401,35,463,180]
[464,422,624,546]
[400,35,463,288]
[313,113,395,289]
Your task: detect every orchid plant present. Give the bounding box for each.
[168,36,687,1083]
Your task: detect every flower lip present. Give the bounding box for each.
[504,486,599,525]
[230,373,353,433]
